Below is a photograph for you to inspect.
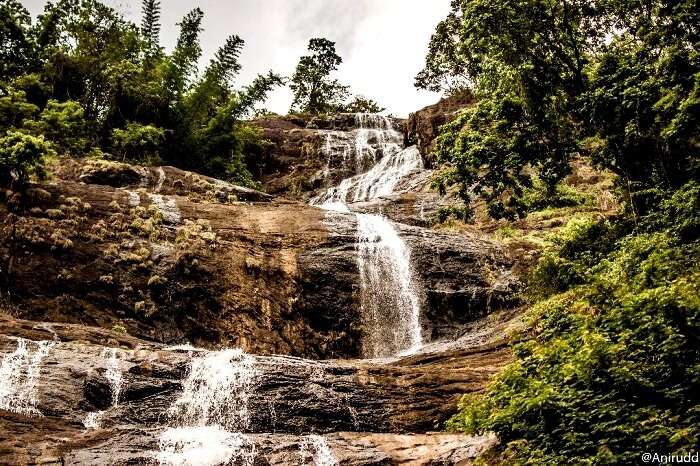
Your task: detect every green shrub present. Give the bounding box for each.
[0,88,38,129]
[111,122,165,163]
[36,100,93,156]
[520,178,593,213]
[0,130,53,187]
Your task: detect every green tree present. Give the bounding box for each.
[35,99,93,155]
[343,95,385,113]
[0,0,282,187]
[0,87,38,129]
[450,185,700,464]
[111,122,165,162]
[428,1,700,463]
[168,7,203,95]
[290,38,350,114]
[414,0,469,93]
[583,3,700,210]
[424,0,699,220]
[0,0,34,81]
[140,0,161,58]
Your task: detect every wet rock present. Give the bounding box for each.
[406,93,475,167]
[1,174,516,359]
[0,315,509,464]
[61,430,496,465]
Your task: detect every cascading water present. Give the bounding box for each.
[357,214,422,358]
[313,146,423,206]
[352,113,403,169]
[84,347,124,429]
[311,113,424,358]
[0,338,53,416]
[156,348,258,466]
[316,114,403,184]
[300,434,338,466]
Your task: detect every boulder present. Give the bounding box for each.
[406,92,475,167]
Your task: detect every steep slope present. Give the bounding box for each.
[0,110,523,465]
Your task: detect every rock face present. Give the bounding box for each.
[0,313,514,465]
[1,158,515,359]
[253,117,323,196]
[406,93,475,167]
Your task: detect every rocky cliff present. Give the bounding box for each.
[0,107,525,465]
[406,93,475,167]
[1,157,515,359]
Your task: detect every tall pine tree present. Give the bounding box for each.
[140,0,161,57]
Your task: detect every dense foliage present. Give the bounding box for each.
[449,184,700,464]
[422,0,699,220]
[423,1,700,462]
[290,38,384,115]
[0,0,284,187]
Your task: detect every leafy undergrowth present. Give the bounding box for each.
[434,158,618,274]
[448,182,700,465]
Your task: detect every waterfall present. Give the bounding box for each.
[311,113,424,358]
[0,338,53,416]
[156,348,258,466]
[300,434,338,466]
[352,113,403,169]
[157,426,255,466]
[357,214,422,358]
[313,146,423,205]
[84,347,124,429]
[315,113,404,186]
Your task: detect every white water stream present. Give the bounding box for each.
[317,114,404,182]
[300,434,339,466]
[312,113,424,358]
[156,348,258,466]
[84,347,124,429]
[357,213,422,357]
[0,338,53,416]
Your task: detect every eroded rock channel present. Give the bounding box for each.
[0,112,520,465]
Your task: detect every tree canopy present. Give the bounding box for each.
[290,38,385,115]
[0,0,284,187]
[422,1,700,463]
[420,0,699,220]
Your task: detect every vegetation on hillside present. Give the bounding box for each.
[0,0,283,188]
[419,1,699,463]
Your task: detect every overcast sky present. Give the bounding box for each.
[21,0,450,117]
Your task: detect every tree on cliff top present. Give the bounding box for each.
[343,95,385,114]
[290,38,350,114]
